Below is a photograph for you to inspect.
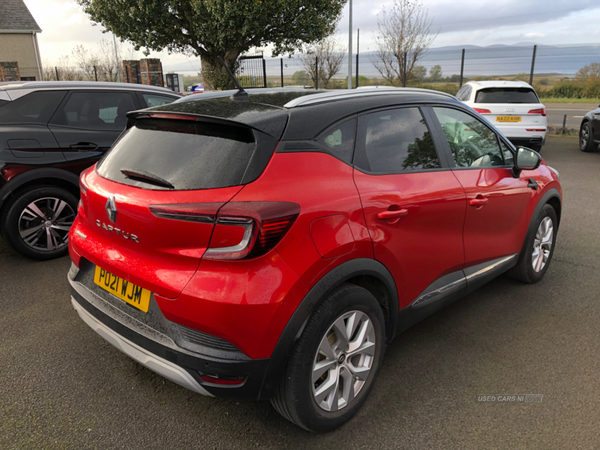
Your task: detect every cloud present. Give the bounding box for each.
[525,33,546,38]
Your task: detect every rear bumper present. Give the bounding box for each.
[69,273,272,400]
[71,296,213,397]
[507,136,546,148]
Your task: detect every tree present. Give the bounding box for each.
[371,0,436,87]
[291,70,310,85]
[411,65,426,82]
[429,65,442,82]
[300,37,346,89]
[77,0,347,90]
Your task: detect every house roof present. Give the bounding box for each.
[0,0,42,33]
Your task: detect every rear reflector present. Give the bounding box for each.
[526,129,546,132]
[473,108,491,114]
[527,108,546,116]
[200,375,246,386]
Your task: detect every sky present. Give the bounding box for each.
[23,0,600,72]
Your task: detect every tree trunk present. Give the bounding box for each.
[201,50,241,91]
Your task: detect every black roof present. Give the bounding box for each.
[0,0,41,32]
[139,87,459,140]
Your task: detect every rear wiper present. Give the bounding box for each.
[120,168,174,189]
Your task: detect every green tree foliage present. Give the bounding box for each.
[429,65,442,82]
[291,70,310,85]
[411,65,427,82]
[77,0,347,90]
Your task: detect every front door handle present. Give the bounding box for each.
[469,196,488,207]
[70,142,99,151]
[378,208,408,221]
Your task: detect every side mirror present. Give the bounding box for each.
[512,147,541,177]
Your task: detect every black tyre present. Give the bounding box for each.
[506,204,557,284]
[271,283,385,432]
[580,122,596,153]
[1,186,78,260]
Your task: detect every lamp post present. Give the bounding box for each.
[347,0,353,89]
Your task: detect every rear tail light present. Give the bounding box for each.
[528,108,546,116]
[526,129,546,132]
[473,108,491,114]
[149,201,300,260]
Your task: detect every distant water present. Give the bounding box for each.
[167,43,600,79]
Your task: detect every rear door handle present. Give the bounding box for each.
[70,142,99,151]
[469,196,488,207]
[378,209,408,220]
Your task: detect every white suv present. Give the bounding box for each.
[457,81,546,152]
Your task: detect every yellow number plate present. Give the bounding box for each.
[94,266,151,313]
[496,116,521,122]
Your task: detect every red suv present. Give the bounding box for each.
[68,87,562,432]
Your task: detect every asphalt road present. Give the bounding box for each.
[545,103,597,129]
[1,135,599,449]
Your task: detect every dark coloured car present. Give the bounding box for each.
[579,103,600,152]
[0,81,180,259]
[68,87,562,432]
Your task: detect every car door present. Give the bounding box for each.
[48,90,138,162]
[0,90,68,165]
[352,106,467,309]
[428,106,532,268]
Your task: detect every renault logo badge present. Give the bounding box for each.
[105,195,117,223]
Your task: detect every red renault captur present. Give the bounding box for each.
[68,87,562,432]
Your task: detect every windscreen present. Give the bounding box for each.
[97,119,256,190]
[475,88,539,104]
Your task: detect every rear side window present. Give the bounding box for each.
[355,107,440,173]
[316,118,356,163]
[142,93,178,107]
[50,92,135,130]
[0,91,66,124]
[475,88,539,104]
[97,119,257,190]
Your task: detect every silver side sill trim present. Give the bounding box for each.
[71,297,213,397]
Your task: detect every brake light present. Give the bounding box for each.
[528,108,546,116]
[149,201,300,260]
[149,202,223,223]
[148,113,197,121]
[473,108,491,114]
[205,202,300,260]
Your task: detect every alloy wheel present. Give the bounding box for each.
[532,216,553,272]
[580,126,589,150]
[312,310,376,412]
[18,197,76,252]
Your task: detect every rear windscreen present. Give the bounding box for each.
[475,88,539,104]
[97,119,257,190]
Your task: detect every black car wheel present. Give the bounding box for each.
[580,122,596,153]
[506,204,557,284]
[2,186,78,260]
[271,284,385,432]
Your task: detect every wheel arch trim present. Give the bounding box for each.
[257,257,399,400]
[0,167,80,209]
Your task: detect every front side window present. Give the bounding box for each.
[50,92,134,130]
[433,107,505,168]
[355,107,440,174]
